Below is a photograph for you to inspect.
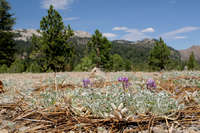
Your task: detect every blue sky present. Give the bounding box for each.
[8,0,200,50]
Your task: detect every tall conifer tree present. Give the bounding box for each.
[187,52,196,70]
[0,0,16,66]
[148,37,171,70]
[37,5,74,72]
[87,29,112,70]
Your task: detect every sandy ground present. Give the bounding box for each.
[0,71,162,83]
[0,71,200,132]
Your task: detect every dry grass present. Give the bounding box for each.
[0,71,200,132]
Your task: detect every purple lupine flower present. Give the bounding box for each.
[83,78,90,88]
[118,77,130,90]
[118,77,129,82]
[125,82,131,89]
[122,77,129,82]
[118,77,123,82]
[146,79,156,89]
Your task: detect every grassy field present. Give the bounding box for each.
[0,71,200,132]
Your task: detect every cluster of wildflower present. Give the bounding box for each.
[118,77,130,90]
[146,78,156,90]
[82,78,90,88]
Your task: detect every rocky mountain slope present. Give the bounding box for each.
[12,29,91,41]
[179,45,200,63]
[15,29,195,64]
[111,39,181,65]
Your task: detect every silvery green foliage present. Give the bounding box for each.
[39,89,58,107]
[1,71,200,119]
[70,87,126,117]
[28,88,73,109]
[69,85,183,117]
[132,90,183,114]
[0,78,34,103]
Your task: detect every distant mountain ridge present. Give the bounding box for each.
[12,29,92,41]
[13,29,200,63]
[111,38,181,67]
[13,29,41,41]
[179,45,200,63]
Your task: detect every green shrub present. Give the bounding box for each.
[26,61,42,73]
[8,59,25,73]
[74,56,95,71]
[111,54,126,71]
[0,64,8,73]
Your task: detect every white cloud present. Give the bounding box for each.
[112,26,152,41]
[121,29,150,41]
[162,26,200,39]
[111,26,154,41]
[103,33,117,38]
[142,27,155,33]
[175,36,187,39]
[41,0,74,9]
[63,17,79,21]
[112,26,128,31]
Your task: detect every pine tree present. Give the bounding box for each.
[36,5,74,72]
[0,0,16,66]
[111,54,126,71]
[148,37,171,70]
[87,29,112,70]
[0,0,15,30]
[187,52,196,70]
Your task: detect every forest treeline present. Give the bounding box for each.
[0,0,199,73]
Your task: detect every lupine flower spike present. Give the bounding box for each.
[118,77,123,82]
[118,77,130,90]
[146,78,156,91]
[83,78,90,88]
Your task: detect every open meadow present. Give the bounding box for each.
[0,71,200,132]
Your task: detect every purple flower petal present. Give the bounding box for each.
[146,78,156,89]
[118,77,123,82]
[123,77,129,82]
[83,78,90,87]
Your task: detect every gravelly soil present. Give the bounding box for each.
[0,71,200,133]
